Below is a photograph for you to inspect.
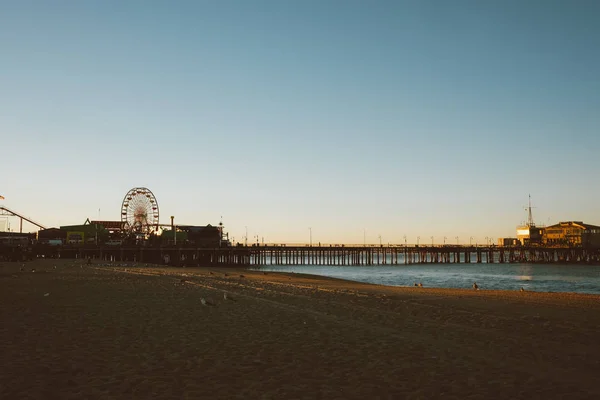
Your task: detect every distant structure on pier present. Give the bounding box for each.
[35,186,229,247]
[516,195,544,245]
[544,221,600,247]
[512,195,600,247]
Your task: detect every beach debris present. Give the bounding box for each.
[239,274,245,278]
[200,298,215,307]
[53,265,57,269]
[44,293,50,297]
[473,282,479,290]
[418,282,423,287]
[520,287,526,292]
[263,272,267,275]
[209,271,214,275]
[31,269,36,273]
[224,273,229,277]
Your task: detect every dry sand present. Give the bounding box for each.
[1,259,599,399]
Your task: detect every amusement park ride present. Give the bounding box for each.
[0,194,47,233]
[1,187,227,247]
[120,187,160,234]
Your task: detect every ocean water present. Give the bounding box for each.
[250,263,600,294]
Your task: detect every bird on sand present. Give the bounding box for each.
[473,282,479,290]
[223,292,237,302]
[200,298,215,306]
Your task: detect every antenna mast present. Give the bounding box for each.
[526,194,535,227]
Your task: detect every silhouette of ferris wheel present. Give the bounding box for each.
[121,187,159,234]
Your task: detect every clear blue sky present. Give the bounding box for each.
[2,0,599,244]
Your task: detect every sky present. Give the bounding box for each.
[1,0,599,244]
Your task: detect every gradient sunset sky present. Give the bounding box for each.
[2,0,599,244]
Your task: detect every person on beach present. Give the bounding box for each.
[473,282,479,290]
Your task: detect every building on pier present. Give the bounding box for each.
[516,225,543,246]
[59,220,109,245]
[37,228,66,243]
[517,195,544,245]
[583,227,600,248]
[90,220,124,233]
[544,221,600,247]
[498,238,519,246]
[165,224,224,247]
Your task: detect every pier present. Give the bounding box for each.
[9,244,600,266]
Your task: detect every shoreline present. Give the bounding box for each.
[249,263,600,296]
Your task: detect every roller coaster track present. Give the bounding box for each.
[0,206,46,230]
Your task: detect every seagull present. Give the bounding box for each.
[223,292,237,302]
[520,287,525,292]
[418,282,423,287]
[200,298,215,306]
[473,282,479,290]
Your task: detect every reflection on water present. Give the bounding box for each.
[251,263,600,294]
[517,265,532,281]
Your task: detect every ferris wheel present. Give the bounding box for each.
[121,187,159,234]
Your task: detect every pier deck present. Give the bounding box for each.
[6,244,599,266]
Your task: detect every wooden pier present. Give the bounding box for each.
[12,244,600,266]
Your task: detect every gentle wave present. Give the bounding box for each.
[250,263,600,294]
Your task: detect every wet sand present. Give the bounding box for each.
[1,259,599,399]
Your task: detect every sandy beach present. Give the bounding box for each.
[1,259,599,399]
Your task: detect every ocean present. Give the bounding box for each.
[250,263,600,294]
